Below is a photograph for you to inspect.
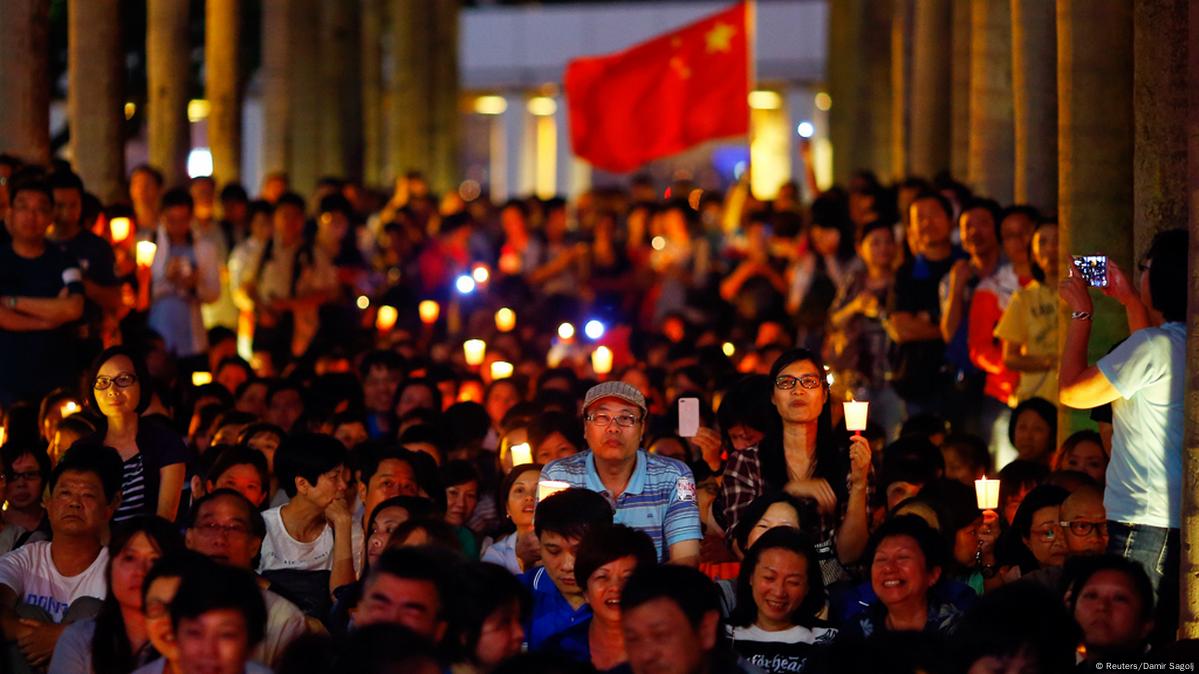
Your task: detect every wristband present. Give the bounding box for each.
[1070,311,1092,321]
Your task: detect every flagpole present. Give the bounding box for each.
[745,0,757,193]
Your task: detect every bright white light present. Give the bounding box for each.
[584,320,605,340]
[651,236,667,251]
[722,342,735,357]
[186,148,213,178]
[557,322,575,340]
[797,121,814,138]
[455,275,476,294]
[472,265,490,284]
[356,295,370,310]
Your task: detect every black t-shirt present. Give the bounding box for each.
[0,243,85,404]
[887,249,964,399]
[55,229,118,337]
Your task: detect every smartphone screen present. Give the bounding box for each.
[1072,255,1108,288]
[678,398,700,438]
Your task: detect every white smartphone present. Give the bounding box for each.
[678,397,700,438]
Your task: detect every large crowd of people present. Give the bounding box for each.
[0,150,1191,673]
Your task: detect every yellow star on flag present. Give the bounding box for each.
[705,22,736,53]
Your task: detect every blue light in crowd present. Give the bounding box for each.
[456,275,476,294]
[584,319,605,340]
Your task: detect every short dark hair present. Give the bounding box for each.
[730,527,824,628]
[730,493,807,553]
[959,197,1003,238]
[528,412,584,456]
[130,164,164,187]
[621,564,720,629]
[187,488,266,539]
[367,546,453,616]
[205,447,270,502]
[368,496,438,534]
[169,560,267,647]
[1145,228,1187,322]
[2,443,51,484]
[534,488,613,540]
[910,190,954,222]
[219,183,248,202]
[9,177,53,205]
[388,516,462,553]
[335,623,441,672]
[274,432,349,498]
[999,204,1041,227]
[274,191,306,213]
[1067,554,1155,620]
[574,524,658,589]
[440,459,479,489]
[236,422,285,448]
[317,193,352,217]
[48,170,85,195]
[1008,397,1057,448]
[359,350,404,378]
[160,186,194,211]
[87,345,153,414]
[51,442,124,504]
[939,434,991,476]
[356,442,419,485]
[865,514,948,574]
[449,562,530,661]
[951,582,1080,674]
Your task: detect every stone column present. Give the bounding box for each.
[260,0,292,187]
[428,0,461,195]
[1133,0,1187,257]
[864,0,894,178]
[147,0,191,187]
[968,0,1014,203]
[390,0,434,182]
[1056,0,1134,440]
[206,0,241,187]
[890,0,914,180]
[0,0,51,165]
[949,0,971,181]
[288,0,321,196]
[319,0,363,182]
[1182,0,1199,641]
[68,0,123,202]
[910,0,951,179]
[1011,0,1057,212]
[361,0,386,188]
[826,0,867,185]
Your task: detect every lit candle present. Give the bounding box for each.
[557,322,575,340]
[135,240,157,268]
[109,217,131,243]
[463,339,487,366]
[472,264,490,284]
[191,371,213,386]
[537,479,571,502]
[375,305,398,333]
[975,476,1000,510]
[510,442,532,466]
[490,360,514,380]
[591,346,613,375]
[0,426,6,446]
[843,400,869,434]
[495,307,516,333]
[59,401,81,417]
[418,300,440,325]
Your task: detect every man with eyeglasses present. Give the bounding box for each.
[0,444,51,547]
[0,178,85,406]
[184,489,308,669]
[540,382,702,566]
[1059,485,1108,556]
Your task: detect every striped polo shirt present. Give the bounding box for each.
[540,449,702,561]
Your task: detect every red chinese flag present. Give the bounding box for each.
[565,2,751,173]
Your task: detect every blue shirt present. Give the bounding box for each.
[520,567,591,661]
[1097,322,1185,528]
[540,450,702,561]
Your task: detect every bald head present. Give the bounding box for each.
[1060,486,1107,556]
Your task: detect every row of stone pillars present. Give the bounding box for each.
[0,0,461,199]
[832,0,1196,638]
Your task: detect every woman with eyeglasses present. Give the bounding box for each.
[85,346,188,523]
[48,516,184,674]
[993,484,1069,589]
[720,348,872,583]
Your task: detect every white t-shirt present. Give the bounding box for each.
[256,588,308,668]
[0,542,108,623]
[258,506,363,574]
[1097,322,1185,528]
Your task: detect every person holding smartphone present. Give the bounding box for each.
[1058,228,1186,639]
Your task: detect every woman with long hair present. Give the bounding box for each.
[84,346,188,522]
[48,516,184,673]
[721,348,872,581]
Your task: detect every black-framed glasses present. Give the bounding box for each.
[585,412,641,428]
[774,374,823,391]
[93,373,137,391]
[1060,520,1107,537]
[5,470,39,483]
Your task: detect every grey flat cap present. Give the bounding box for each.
[583,381,648,417]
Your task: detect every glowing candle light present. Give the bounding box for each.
[843,400,869,434]
[495,307,516,333]
[463,339,487,366]
[557,322,575,340]
[191,371,213,386]
[109,217,131,243]
[375,305,398,332]
[537,479,571,502]
[975,477,1000,510]
[135,240,157,268]
[490,360,514,380]
[0,426,6,446]
[472,264,490,284]
[59,401,81,417]
[591,346,613,375]
[509,442,532,467]
[418,300,440,325]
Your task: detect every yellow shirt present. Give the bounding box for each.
[994,281,1058,404]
